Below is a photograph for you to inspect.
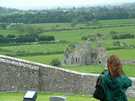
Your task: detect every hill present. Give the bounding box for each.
[1,2,135,23]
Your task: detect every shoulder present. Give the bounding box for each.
[117,75,132,88]
[101,70,111,84]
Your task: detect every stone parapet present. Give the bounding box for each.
[0,55,134,97]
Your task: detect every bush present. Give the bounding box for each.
[112,33,134,39]
[50,58,61,67]
[81,36,88,40]
[38,35,55,41]
[113,41,120,47]
[6,34,16,38]
[110,31,118,35]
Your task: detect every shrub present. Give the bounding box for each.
[38,35,55,41]
[50,58,61,67]
[113,41,120,47]
[110,31,118,35]
[112,33,134,39]
[6,34,16,38]
[81,36,88,40]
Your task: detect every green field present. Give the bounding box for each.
[0,18,135,77]
[62,64,135,77]
[0,92,134,101]
[108,48,135,60]
[20,54,64,64]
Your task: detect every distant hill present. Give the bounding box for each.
[122,2,135,8]
[0,2,135,23]
[0,7,21,15]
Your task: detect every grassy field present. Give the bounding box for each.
[43,25,135,42]
[0,43,66,56]
[0,92,134,101]
[19,47,135,64]
[0,19,135,100]
[108,48,135,60]
[62,64,135,77]
[20,54,64,64]
[0,18,135,77]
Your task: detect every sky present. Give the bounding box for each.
[0,0,135,10]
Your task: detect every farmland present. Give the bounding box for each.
[0,18,135,76]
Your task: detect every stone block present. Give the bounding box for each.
[50,96,66,101]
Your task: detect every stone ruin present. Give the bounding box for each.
[64,41,107,66]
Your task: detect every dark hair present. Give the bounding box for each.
[107,55,124,77]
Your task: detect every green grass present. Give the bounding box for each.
[20,54,63,64]
[0,19,135,77]
[0,43,66,56]
[43,25,135,42]
[0,92,98,101]
[62,64,135,77]
[0,29,19,36]
[98,19,135,26]
[18,54,135,77]
[108,48,135,60]
[0,19,135,100]
[0,92,134,101]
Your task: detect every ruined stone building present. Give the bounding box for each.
[64,41,107,66]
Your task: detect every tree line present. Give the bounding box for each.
[0,34,55,43]
[1,4,135,23]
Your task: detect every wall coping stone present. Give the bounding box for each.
[0,55,135,78]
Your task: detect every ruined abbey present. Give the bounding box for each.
[64,41,107,66]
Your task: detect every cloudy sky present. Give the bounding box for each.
[0,0,135,10]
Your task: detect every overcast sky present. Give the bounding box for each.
[0,0,135,10]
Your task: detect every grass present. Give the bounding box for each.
[0,19,135,100]
[1,19,135,57]
[0,92,98,101]
[0,29,19,36]
[18,54,135,77]
[62,64,135,77]
[0,92,134,101]
[43,25,135,42]
[20,54,64,64]
[0,43,66,56]
[0,19,135,76]
[108,48,135,60]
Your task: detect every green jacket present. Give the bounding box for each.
[101,71,132,101]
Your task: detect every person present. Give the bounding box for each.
[99,55,132,101]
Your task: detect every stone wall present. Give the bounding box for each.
[122,60,135,65]
[0,55,135,97]
[0,55,39,91]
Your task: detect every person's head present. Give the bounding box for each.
[107,55,124,77]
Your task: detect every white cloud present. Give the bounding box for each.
[0,0,135,10]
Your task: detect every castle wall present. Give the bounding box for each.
[0,55,134,98]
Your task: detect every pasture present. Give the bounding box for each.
[0,18,135,101]
[0,18,135,76]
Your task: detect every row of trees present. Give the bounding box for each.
[0,34,55,43]
[111,32,135,39]
[1,4,135,23]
